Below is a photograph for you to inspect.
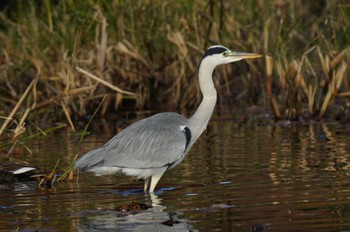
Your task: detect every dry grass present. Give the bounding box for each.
[0,1,349,151]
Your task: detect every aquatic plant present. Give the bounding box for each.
[0,1,349,149]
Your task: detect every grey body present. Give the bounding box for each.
[75,113,191,178]
[74,45,261,192]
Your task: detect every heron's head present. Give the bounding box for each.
[200,45,262,67]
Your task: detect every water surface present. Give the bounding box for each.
[1,121,350,231]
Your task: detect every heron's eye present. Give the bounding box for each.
[223,51,229,56]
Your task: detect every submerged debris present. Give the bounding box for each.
[251,223,272,231]
[161,218,181,227]
[182,202,234,213]
[114,201,152,212]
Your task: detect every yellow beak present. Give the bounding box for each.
[229,52,263,59]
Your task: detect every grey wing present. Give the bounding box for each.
[74,113,191,170]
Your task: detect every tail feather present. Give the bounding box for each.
[74,148,106,171]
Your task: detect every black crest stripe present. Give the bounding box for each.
[203,46,228,58]
[196,46,229,69]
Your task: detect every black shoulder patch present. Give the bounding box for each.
[182,126,192,151]
[162,126,192,170]
[202,46,228,59]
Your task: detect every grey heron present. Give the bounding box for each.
[74,45,261,192]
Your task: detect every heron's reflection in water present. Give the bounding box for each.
[77,193,196,232]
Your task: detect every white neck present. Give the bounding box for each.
[188,59,217,144]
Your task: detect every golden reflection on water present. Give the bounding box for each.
[1,121,350,231]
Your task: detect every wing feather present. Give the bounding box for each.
[75,113,190,170]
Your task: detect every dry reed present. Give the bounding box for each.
[0,1,349,152]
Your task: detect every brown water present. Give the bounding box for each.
[2,121,350,231]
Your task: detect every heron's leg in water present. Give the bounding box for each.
[149,172,164,192]
[144,177,150,191]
